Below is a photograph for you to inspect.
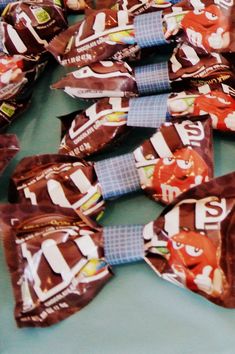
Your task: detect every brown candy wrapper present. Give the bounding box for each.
[47,2,235,69]
[52,60,138,99]
[47,9,138,67]
[51,43,234,100]
[59,97,130,158]
[1,0,68,56]
[0,203,112,327]
[0,134,20,173]
[144,171,235,307]
[0,52,47,101]
[9,117,212,220]
[133,115,213,204]
[9,154,105,220]
[168,43,235,90]
[58,82,229,161]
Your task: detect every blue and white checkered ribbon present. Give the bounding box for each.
[127,94,169,128]
[0,0,14,12]
[135,62,171,95]
[134,12,168,48]
[94,153,140,199]
[103,225,144,265]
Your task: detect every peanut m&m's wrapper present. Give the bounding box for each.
[9,116,213,222]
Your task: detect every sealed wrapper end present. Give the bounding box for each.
[144,171,235,308]
[47,9,138,67]
[0,204,113,327]
[0,202,147,327]
[58,97,130,159]
[0,133,19,173]
[52,41,234,100]
[52,61,138,99]
[9,154,105,221]
[1,0,68,56]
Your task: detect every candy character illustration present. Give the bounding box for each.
[152,147,209,203]
[181,5,230,51]
[193,91,235,131]
[167,230,223,296]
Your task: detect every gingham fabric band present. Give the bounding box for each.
[0,0,14,11]
[135,62,171,95]
[127,94,169,128]
[134,12,168,48]
[103,225,144,265]
[94,153,140,199]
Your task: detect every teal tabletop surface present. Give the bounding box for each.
[0,14,235,354]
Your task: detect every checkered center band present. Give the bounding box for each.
[134,11,168,48]
[94,153,141,199]
[127,94,169,128]
[135,62,171,95]
[103,225,144,265]
[0,0,14,11]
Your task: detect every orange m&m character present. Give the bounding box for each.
[193,91,235,131]
[152,147,209,204]
[181,5,230,51]
[167,230,223,296]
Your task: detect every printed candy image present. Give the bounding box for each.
[58,85,234,164]
[2,173,235,328]
[144,171,235,307]
[163,0,235,53]
[47,9,137,68]
[9,154,105,220]
[59,97,130,158]
[0,204,112,327]
[168,84,235,131]
[9,116,213,221]
[52,43,234,100]
[132,116,213,203]
[1,0,68,56]
[47,2,234,69]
